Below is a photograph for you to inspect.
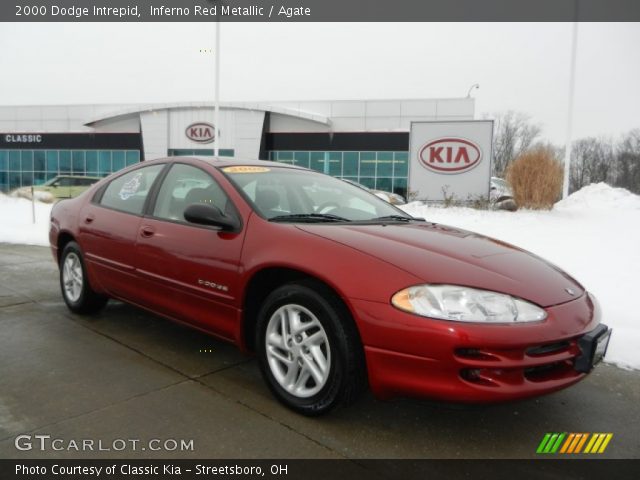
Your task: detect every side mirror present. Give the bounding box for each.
[184,203,240,232]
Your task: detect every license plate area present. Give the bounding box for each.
[575,324,611,373]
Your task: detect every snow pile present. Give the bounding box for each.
[0,193,53,246]
[402,183,640,371]
[555,182,640,212]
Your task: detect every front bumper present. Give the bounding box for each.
[352,292,607,402]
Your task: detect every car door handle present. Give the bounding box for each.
[84,214,95,224]
[140,226,155,238]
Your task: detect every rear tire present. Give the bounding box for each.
[59,241,108,314]
[256,281,366,416]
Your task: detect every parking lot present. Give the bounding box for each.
[0,243,639,460]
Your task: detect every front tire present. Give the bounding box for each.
[256,281,366,416]
[59,241,108,314]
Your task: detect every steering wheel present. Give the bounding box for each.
[317,201,340,213]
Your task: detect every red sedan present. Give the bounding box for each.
[49,157,611,415]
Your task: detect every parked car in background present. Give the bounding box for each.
[341,178,406,205]
[50,157,610,415]
[14,175,101,202]
[490,177,518,211]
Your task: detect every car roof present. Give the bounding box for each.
[142,156,305,171]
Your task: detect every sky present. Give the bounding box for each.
[1,22,639,144]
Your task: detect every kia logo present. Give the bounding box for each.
[186,122,215,144]
[418,138,482,174]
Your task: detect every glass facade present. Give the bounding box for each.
[0,149,140,192]
[269,150,409,197]
[168,149,234,157]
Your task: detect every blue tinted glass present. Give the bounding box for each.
[294,151,310,168]
[269,151,276,161]
[394,152,409,176]
[360,177,375,189]
[359,152,376,176]
[34,151,45,170]
[86,151,98,172]
[9,171,21,189]
[34,171,45,185]
[376,177,392,192]
[393,178,407,197]
[278,151,293,161]
[21,151,34,171]
[126,151,139,166]
[21,170,33,186]
[377,152,393,176]
[0,151,7,170]
[219,149,234,157]
[99,151,111,174]
[9,151,20,170]
[59,151,71,173]
[309,152,325,172]
[46,151,59,172]
[112,151,125,171]
[72,151,85,174]
[328,152,342,176]
[343,152,358,176]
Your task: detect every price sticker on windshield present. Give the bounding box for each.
[222,166,270,174]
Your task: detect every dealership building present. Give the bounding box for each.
[0,98,474,197]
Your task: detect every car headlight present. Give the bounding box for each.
[391,284,547,323]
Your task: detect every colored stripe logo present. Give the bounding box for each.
[537,433,613,454]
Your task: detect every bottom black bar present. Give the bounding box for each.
[1,459,638,480]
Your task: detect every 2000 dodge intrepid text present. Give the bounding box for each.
[49,157,611,415]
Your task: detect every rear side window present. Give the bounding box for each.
[99,165,164,215]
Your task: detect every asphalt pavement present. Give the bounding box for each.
[0,243,638,460]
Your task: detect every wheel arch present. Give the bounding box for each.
[240,266,363,354]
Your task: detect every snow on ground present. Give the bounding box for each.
[0,183,638,370]
[401,183,640,371]
[0,193,53,246]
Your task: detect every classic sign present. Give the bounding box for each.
[418,138,481,174]
[185,122,215,144]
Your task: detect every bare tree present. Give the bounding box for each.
[569,137,615,193]
[615,129,640,194]
[487,111,542,177]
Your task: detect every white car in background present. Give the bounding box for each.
[490,177,518,211]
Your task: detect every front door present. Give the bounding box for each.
[134,163,246,340]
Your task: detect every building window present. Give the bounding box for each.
[0,149,140,192]
[268,150,410,198]
[167,149,234,157]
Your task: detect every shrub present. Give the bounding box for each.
[505,146,564,209]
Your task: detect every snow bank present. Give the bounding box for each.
[402,183,640,371]
[0,193,53,246]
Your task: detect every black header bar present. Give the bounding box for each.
[2,0,640,22]
[0,133,142,150]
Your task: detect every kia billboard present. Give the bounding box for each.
[409,120,493,202]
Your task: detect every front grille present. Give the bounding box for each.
[526,341,570,357]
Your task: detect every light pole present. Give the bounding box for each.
[466,83,479,97]
[562,20,579,199]
[214,8,221,157]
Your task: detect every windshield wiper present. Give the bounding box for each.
[270,213,351,223]
[371,215,419,222]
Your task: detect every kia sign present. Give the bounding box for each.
[419,138,481,174]
[409,121,493,201]
[186,122,215,144]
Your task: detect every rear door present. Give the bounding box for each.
[134,163,247,340]
[79,164,165,300]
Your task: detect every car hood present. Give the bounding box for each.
[296,222,584,307]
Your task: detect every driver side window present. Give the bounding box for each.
[153,163,231,222]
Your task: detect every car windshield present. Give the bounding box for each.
[223,166,414,223]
